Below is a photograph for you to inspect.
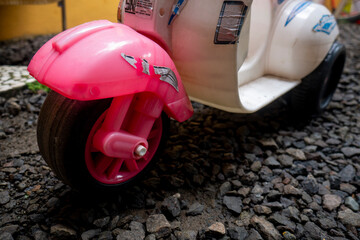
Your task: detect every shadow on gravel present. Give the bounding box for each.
[38,94,306,224]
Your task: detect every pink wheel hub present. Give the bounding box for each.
[85,94,164,184]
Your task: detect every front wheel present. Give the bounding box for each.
[37,91,169,193]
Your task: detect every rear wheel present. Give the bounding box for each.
[289,41,346,121]
[37,91,169,193]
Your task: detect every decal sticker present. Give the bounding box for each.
[285,1,311,27]
[125,0,154,18]
[168,0,188,25]
[214,1,249,44]
[121,53,179,92]
[154,66,179,92]
[121,53,137,69]
[313,15,337,35]
[142,59,150,75]
[124,0,136,14]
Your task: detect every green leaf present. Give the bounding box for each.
[26,82,50,93]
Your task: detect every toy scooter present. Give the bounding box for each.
[28,0,346,192]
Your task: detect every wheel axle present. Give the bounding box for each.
[135,145,147,157]
[92,129,148,159]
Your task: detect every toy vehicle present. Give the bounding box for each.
[28,0,346,192]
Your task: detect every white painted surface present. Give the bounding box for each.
[238,76,300,112]
[115,0,339,113]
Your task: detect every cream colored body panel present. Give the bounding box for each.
[122,0,339,113]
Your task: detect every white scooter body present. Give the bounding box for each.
[120,0,339,113]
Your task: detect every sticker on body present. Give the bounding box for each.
[313,15,337,35]
[125,0,154,18]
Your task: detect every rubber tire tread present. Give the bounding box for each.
[37,91,169,193]
[290,41,346,121]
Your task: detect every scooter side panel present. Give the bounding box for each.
[171,0,251,110]
[28,20,193,122]
[267,0,339,79]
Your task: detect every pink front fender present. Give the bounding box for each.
[28,20,193,122]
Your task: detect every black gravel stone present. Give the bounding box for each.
[269,213,296,231]
[81,229,101,240]
[246,229,263,240]
[175,230,197,240]
[227,226,248,240]
[339,165,356,182]
[186,202,204,216]
[98,231,112,240]
[264,157,281,168]
[93,216,110,228]
[329,175,341,189]
[0,191,10,205]
[0,232,14,240]
[161,195,181,219]
[146,214,171,238]
[302,174,319,194]
[223,196,242,215]
[304,222,332,240]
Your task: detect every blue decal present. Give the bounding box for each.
[278,0,285,4]
[313,15,337,35]
[168,0,187,25]
[285,1,311,27]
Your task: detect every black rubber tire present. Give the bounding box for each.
[337,9,360,23]
[290,41,346,121]
[37,91,169,193]
[337,14,360,23]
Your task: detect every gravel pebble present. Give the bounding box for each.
[285,148,306,160]
[251,215,281,240]
[339,164,356,182]
[345,196,360,211]
[206,222,226,238]
[50,224,77,239]
[81,229,101,240]
[0,232,14,240]
[146,214,171,238]
[322,194,342,211]
[176,230,197,240]
[186,202,204,216]
[338,208,360,227]
[223,196,243,215]
[93,216,110,228]
[302,174,319,194]
[304,222,331,240]
[341,147,360,157]
[0,191,10,205]
[228,226,248,240]
[161,194,181,219]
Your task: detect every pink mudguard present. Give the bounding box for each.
[28,20,193,122]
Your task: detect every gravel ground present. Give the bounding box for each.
[0,35,54,66]
[0,23,360,240]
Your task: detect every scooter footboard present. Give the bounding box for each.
[28,20,193,122]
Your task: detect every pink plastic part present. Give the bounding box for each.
[85,93,164,184]
[28,20,193,122]
[101,94,134,131]
[92,129,148,159]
